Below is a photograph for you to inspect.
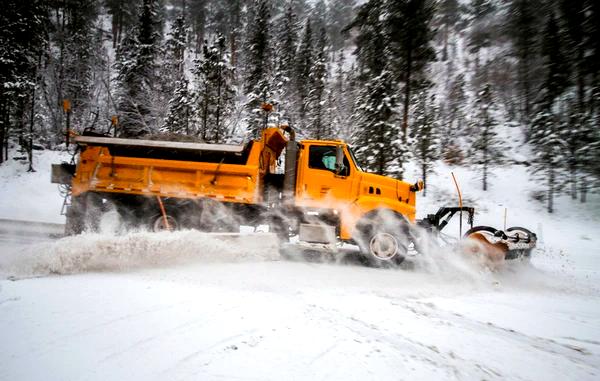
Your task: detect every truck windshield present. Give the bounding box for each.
[347,146,363,172]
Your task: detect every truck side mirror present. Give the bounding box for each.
[335,145,345,175]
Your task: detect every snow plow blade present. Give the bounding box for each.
[462,226,537,262]
[418,207,537,262]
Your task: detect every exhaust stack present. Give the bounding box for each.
[282,125,298,204]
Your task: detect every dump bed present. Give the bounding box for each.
[69,129,288,205]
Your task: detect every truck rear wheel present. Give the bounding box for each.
[65,193,104,235]
[150,214,179,232]
[65,196,85,235]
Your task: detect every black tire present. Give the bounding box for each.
[65,196,85,235]
[506,226,536,258]
[268,215,290,242]
[65,193,104,235]
[197,199,240,233]
[464,225,501,239]
[357,211,409,268]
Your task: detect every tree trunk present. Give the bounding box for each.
[3,102,9,162]
[421,162,427,197]
[577,47,585,111]
[521,57,532,141]
[402,48,413,140]
[0,97,5,165]
[442,23,448,61]
[230,31,237,68]
[201,98,208,141]
[215,68,223,143]
[570,163,576,200]
[483,161,488,191]
[27,86,36,173]
[548,166,554,213]
[580,177,587,203]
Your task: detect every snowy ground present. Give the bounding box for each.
[1,149,599,380]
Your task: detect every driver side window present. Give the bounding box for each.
[308,145,350,177]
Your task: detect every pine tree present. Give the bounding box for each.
[470,83,504,191]
[62,0,100,126]
[508,0,544,140]
[562,105,594,202]
[115,0,163,137]
[348,0,386,80]
[531,107,564,213]
[242,0,273,138]
[311,0,328,36]
[162,78,192,134]
[273,4,300,126]
[0,0,47,163]
[295,20,314,130]
[205,0,243,67]
[437,0,461,61]
[348,0,406,178]
[37,0,101,145]
[385,0,436,139]
[468,0,496,68]
[160,14,190,135]
[550,7,590,200]
[352,70,403,177]
[327,0,357,51]
[559,0,586,110]
[194,35,236,142]
[588,0,600,117]
[188,0,209,52]
[410,90,439,195]
[306,28,330,139]
[106,0,138,48]
[530,12,570,213]
[158,15,187,126]
[332,51,353,140]
[539,12,569,108]
[586,0,600,197]
[164,16,187,79]
[441,72,467,161]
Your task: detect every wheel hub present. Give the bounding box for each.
[153,215,177,232]
[369,232,399,260]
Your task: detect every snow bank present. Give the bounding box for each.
[0,231,279,278]
[0,149,71,223]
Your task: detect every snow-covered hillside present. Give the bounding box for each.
[0,149,71,224]
[0,150,599,380]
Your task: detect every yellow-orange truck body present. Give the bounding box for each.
[68,127,418,242]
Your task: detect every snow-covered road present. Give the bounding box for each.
[1,236,599,381]
[1,149,599,380]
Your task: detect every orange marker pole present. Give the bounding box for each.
[451,172,463,237]
[156,196,170,231]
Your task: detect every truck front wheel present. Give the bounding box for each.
[358,213,409,268]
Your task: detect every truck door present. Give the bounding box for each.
[297,144,354,207]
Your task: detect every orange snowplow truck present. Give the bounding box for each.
[52,126,425,264]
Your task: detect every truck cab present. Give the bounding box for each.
[288,139,419,248]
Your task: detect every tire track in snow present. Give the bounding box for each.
[408,299,596,366]
[160,328,260,378]
[96,305,240,365]
[6,301,190,361]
